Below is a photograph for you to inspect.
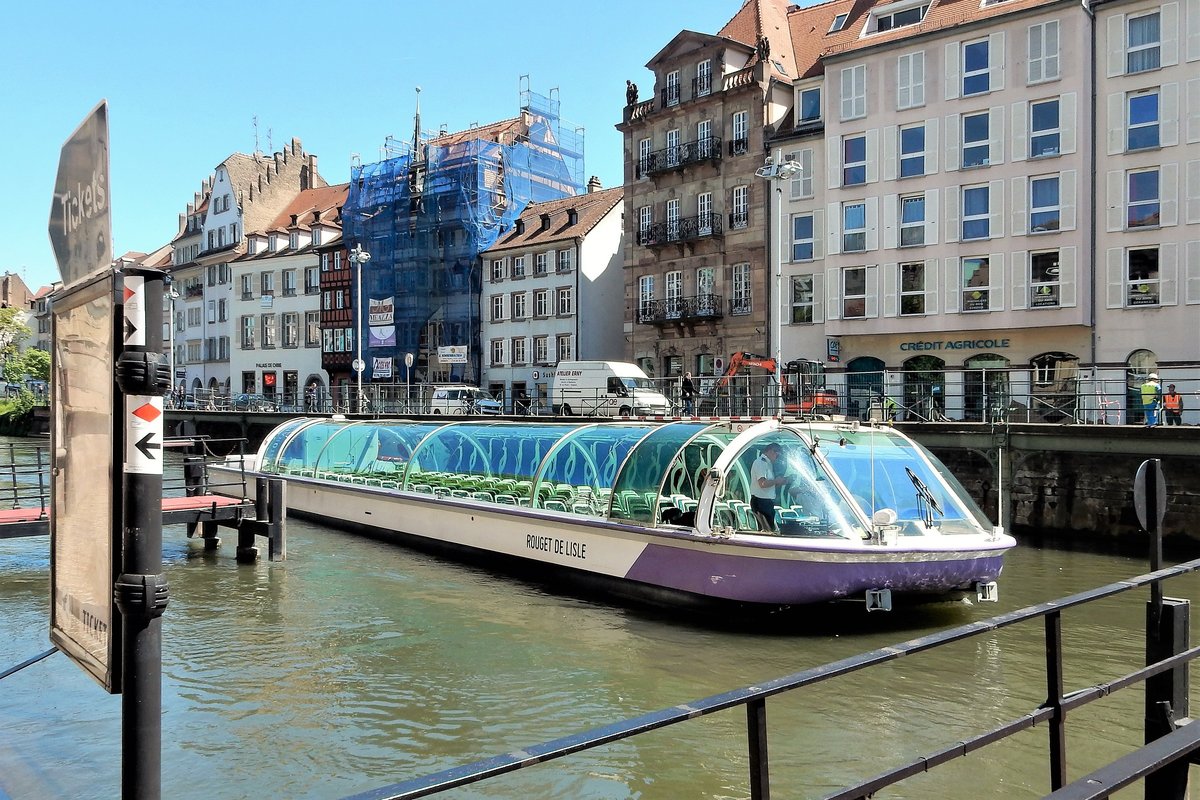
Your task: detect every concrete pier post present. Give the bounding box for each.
[1144,597,1190,800]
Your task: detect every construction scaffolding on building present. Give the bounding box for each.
[342,84,585,389]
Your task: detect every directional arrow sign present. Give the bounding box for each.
[135,432,161,461]
[48,101,112,290]
[124,396,163,475]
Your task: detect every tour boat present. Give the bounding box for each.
[214,417,1016,610]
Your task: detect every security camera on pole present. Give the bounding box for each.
[755,151,803,415]
[349,244,371,413]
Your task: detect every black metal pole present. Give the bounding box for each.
[113,267,171,800]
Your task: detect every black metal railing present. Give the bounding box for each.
[729,298,753,316]
[637,213,724,247]
[660,85,680,108]
[691,75,712,98]
[728,210,749,229]
[342,556,1200,800]
[728,137,749,156]
[637,293,724,325]
[638,137,722,177]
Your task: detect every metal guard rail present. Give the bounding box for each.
[342,557,1200,800]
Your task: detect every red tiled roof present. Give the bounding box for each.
[808,0,1059,59]
[429,117,524,148]
[485,187,624,252]
[259,183,349,234]
[718,0,798,81]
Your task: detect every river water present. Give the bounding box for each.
[1,450,1197,799]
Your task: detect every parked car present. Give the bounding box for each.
[231,393,278,412]
[429,386,502,415]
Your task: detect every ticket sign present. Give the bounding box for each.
[50,271,122,693]
[48,101,112,291]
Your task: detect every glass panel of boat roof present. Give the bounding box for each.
[405,423,578,496]
[258,417,322,473]
[656,429,740,517]
[533,423,656,510]
[724,431,867,539]
[271,419,351,473]
[817,428,982,534]
[609,422,710,523]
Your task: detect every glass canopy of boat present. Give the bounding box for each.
[255,418,985,539]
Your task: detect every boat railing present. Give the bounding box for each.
[341,555,1200,800]
[0,442,51,514]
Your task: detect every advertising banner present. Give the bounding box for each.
[373,356,393,379]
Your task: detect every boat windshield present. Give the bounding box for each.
[814,428,989,535]
[719,431,868,539]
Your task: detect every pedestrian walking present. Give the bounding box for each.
[681,372,696,416]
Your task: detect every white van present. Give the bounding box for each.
[551,361,671,417]
[429,386,502,415]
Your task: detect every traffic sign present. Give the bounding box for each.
[48,101,112,290]
[352,358,365,373]
[1134,459,1167,532]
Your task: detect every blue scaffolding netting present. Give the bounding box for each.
[342,88,585,385]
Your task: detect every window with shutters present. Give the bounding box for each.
[511,337,527,365]
[513,255,526,279]
[556,334,573,362]
[840,64,866,120]
[283,269,297,297]
[1127,89,1160,150]
[1127,169,1160,228]
[1126,247,1160,306]
[843,203,867,252]
[535,252,549,275]
[962,256,992,311]
[731,110,749,153]
[731,263,752,315]
[696,59,712,97]
[731,185,749,229]
[665,70,681,107]
[557,249,573,272]
[791,275,816,324]
[792,214,814,261]
[900,263,926,315]
[511,292,527,320]
[241,315,255,349]
[900,124,925,177]
[900,195,926,246]
[1028,21,1060,83]
[534,289,549,318]
[491,259,507,282]
[491,339,505,367]
[843,135,867,185]
[897,51,925,109]
[491,294,505,322]
[306,312,320,346]
[638,137,652,177]
[534,336,549,364]
[963,186,990,240]
[282,312,299,347]
[1030,251,1061,308]
[842,268,867,318]
[1030,99,1061,157]
[1126,12,1161,74]
[963,112,990,167]
[557,287,574,316]
[963,39,990,96]
[1030,176,1061,232]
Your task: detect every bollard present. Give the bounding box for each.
[183,456,205,497]
[267,478,286,562]
[1145,597,1190,800]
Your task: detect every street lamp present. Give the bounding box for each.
[755,153,803,416]
[349,243,372,413]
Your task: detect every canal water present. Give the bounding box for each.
[1,450,1197,799]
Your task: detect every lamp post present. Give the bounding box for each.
[755,152,804,416]
[164,278,180,404]
[349,244,371,413]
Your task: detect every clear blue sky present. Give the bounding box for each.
[1,1,744,293]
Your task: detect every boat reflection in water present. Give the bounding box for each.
[217,417,1016,610]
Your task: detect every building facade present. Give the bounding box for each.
[480,182,625,409]
[616,0,798,383]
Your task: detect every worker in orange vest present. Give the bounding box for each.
[1163,383,1184,426]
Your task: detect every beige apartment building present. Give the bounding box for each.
[750,0,1200,422]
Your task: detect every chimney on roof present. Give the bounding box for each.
[291,137,301,155]
[567,208,578,226]
[439,124,448,135]
[587,176,602,193]
[539,213,551,231]
[312,210,322,223]
[290,214,298,226]
[336,205,343,223]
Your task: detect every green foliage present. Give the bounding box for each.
[9,347,49,382]
[0,390,34,435]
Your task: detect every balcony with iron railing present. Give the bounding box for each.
[638,137,722,177]
[637,213,724,248]
[637,293,725,325]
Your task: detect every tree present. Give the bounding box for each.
[13,348,49,382]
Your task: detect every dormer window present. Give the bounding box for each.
[868,0,929,34]
[289,231,300,250]
[829,13,849,33]
[312,227,323,246]
[268,234,279,253]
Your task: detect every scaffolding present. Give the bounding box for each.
[342,86,585,385]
